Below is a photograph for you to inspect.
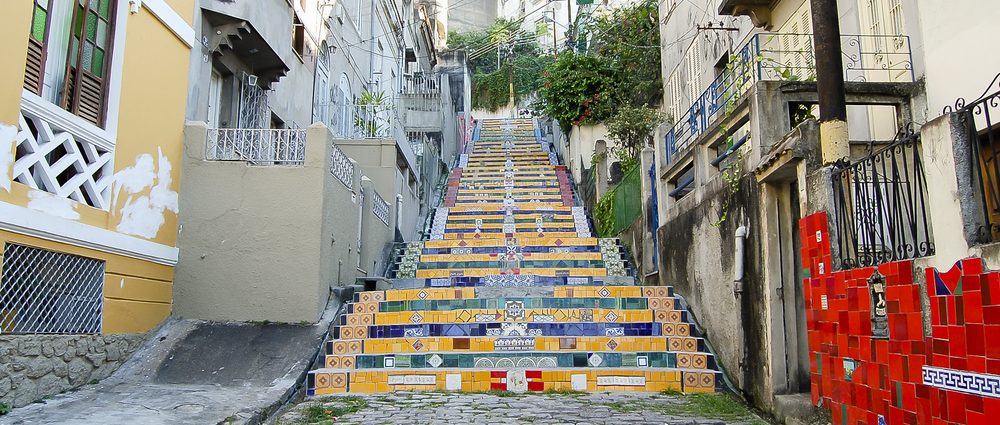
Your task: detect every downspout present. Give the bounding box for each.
[733,224,749,388]
[734,225,747,295]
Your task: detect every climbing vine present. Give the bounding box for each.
[594,191,615,236]
[449,19,550,112]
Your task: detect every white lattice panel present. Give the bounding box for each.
[372,191,391,226]
[330,143,354,189]
[13,111,114,209]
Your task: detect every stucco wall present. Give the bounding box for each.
[567,124,609,184]
[0,1,191,335]
[175,124,363,323]
[337,139,422,242]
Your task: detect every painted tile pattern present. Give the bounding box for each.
[801,212,1000,425]
[308,118,721,395]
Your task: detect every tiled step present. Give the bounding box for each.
[309,368,721,394]
[307,118,721,397]
[326,351,717,371]
[333,323,693,339]
[349,295,676,311]
[328,335,703,353]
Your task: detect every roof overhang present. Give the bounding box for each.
[202,9,289,86]
[718,0,780,30]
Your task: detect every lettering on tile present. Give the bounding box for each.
[387,375,437,385]
[596,376,646,386]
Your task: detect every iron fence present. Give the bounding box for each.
[947,73,1000,243]
[598,166,642,237]
[664,33,914,165]
[316,101,397,139]
[0,243,105,334]
[832,125,933,268]
[206,128,306,165]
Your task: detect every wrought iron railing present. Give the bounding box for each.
[316,101,397,139]
[0,243,105,334]
[206,128,306,165]
[664,32,914,165]
[832,125,933,268]
[947,73,1000,243]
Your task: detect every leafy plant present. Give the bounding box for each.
[594,192,615,236]
[539,0,662,131]
[539,52,617,131]
[0,403,10,416]
[355,90,388,138]
[605,105,665,173]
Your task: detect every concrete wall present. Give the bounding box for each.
[657,167,769,405]
[337,139,423,242]
[567,124,609,184]
[448,0,497,33]
[917,3,1000,115]
[0,334,146,408]
[175,123,390,323]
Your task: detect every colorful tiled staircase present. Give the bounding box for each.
[307,118,722,394]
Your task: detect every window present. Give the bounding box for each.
[0,243,105,334]
[293,14,306,57]
[23,0,118,127]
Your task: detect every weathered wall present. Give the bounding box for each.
[657,172,770,407]
[175,124,364,323]
[0,1,192,335]
[0,334,146,408]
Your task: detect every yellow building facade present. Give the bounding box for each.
[0,0,194,335]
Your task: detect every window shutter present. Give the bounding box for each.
[23,1,51,95]
[62,0,115,127]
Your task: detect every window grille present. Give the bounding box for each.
[0,243,105,334]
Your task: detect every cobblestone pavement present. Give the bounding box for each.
[273,391,769,425]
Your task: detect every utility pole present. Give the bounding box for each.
[809,0,849,164]
[551,12,557,52]
[566,0,573,48]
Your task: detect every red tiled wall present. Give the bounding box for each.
[800,212,1000,425]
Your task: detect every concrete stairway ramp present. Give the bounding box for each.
[307,118,721,395]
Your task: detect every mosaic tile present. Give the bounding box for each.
[312,118,719,396]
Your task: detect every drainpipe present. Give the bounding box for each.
[733,225,748,295]
[734,224,749,384]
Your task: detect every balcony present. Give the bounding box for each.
[663,32,914,167]
[315,101,399,140]
[399,74,443,132]
[205,128,307,166]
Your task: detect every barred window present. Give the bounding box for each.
[0,243,105,334]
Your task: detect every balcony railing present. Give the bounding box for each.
[664,32,914,165]
[316,100,397,139]
[832,125,933,268]
[206,128,306,165]
[400,74,440,96]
